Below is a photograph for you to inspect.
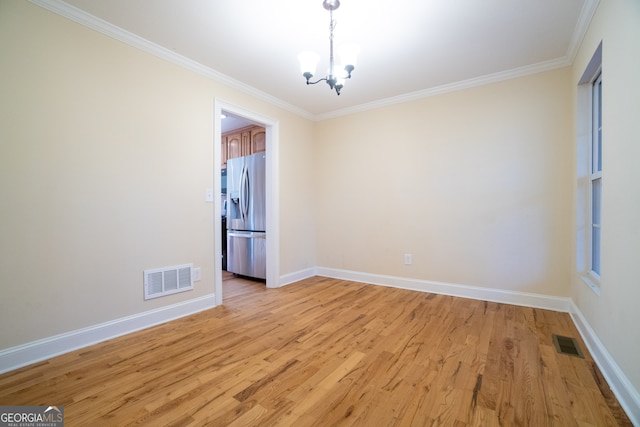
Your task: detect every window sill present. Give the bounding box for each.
[581,273,601,296]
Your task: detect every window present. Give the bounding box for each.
[590,73,602,277]
[576,42,602,294]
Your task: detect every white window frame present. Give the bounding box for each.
[589,72,602,281]
[576,42,602,295]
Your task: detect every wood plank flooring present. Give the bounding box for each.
[0,276,632,426]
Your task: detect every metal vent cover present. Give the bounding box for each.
[552,334,585,358]
[144,264,193,300]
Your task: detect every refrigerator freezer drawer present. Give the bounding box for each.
[227,231,266,280]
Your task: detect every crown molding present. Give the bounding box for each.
[315,0,600,121]
[566,0,600,64]
[316,56,571,121]
[317,0,600,121]
[28,0,316,121]
[29,0,599,123]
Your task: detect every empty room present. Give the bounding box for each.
[1,0,638,425]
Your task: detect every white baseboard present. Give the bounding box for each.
[313,267,639,422]
[0,294,216,375]
[277,267,316,288]
[569,301,640,426]
[315,267,571,311]
[4,267,638,425]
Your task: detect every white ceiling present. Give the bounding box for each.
[220,112,259,134]
[50,0,596,120]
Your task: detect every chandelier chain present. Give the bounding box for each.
[328,9,335,79]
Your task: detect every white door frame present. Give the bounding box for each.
[213,99,280,305]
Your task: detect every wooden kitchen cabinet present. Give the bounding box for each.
[222,125,266,167]
[251,128,266,153]
[225,131,244,161]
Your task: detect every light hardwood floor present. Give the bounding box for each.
[0,275,632,426]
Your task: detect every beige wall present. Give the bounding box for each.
[278,119,318,275]
[1,0,638,402]
[314,68,574,296]
[570,0,640,393]
[0,1,315,348]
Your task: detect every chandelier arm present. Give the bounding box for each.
[306,77,329,85]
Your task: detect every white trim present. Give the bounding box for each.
[265,122,281,290]
[4,267,638,425]
[566,0,600,64]
[28,0,314,121]
[569,301,640,425]
[213,102,224,307]
[0,294,216,375]
[214,100,280,294]
[28,0,600,124]
[577,42,603,296]
[278,267,317,288]
[314,267,571,312]
[316,57,572,121]
[285,266,638,422]
[580,273,602,296]
[589,71,603,277]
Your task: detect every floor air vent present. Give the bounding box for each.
[552,334,584,358]
[144,264,193,300]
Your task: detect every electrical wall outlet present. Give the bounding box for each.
[404,254,412,265]
[192,267,201,281]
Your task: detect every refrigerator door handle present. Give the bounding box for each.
[228,231,266,239]
[238,165,245,222]
[241,165,250,221]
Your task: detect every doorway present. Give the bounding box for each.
[214,100,279,306]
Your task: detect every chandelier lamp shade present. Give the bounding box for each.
[298,0,360,95]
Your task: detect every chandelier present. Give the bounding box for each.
[297,0,360,95]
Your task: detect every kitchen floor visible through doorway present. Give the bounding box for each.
[222,271,267,299]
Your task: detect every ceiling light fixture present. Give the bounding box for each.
[297,0,359,95]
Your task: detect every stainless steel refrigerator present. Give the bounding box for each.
[226,152,266,280]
